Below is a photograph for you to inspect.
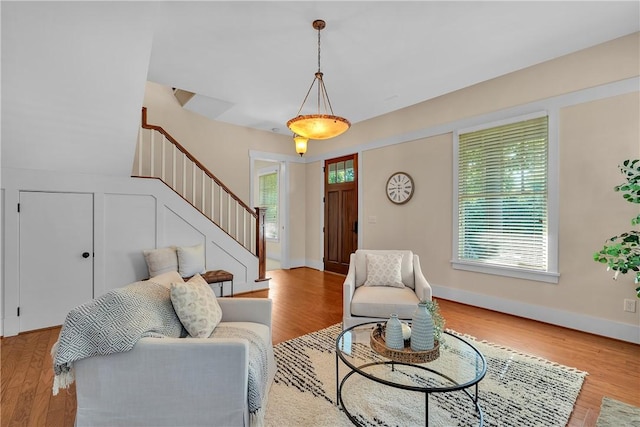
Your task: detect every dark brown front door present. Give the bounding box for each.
[324,154,358,274]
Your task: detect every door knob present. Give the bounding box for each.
[82,252,90,258]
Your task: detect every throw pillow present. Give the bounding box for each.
[143,270,184,289]
[143,246,178,278]
[177,243,206,278]
[170,274,222,338]
[364,253,405,288]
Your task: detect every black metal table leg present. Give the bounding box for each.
[335,351,339,404]
[425,392,429,427]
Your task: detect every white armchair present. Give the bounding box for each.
[343,249,432,329]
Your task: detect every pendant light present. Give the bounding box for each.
[293,134,308,156]
[287,19,350,147]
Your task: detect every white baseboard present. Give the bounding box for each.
[306,259,324,271]
[288,258,307,269]
[432,284,640,344]
[3,316,20,337]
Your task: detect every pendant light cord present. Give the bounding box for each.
[317,24,321,72]
[293,20,337,117]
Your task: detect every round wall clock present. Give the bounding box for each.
[386,172,414,205]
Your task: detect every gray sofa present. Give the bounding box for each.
[73,298,276,427]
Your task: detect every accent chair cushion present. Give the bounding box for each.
[364,253,404,288]
[354,250,415,288]
[177,243,206,278]
[170,274,222,338]
[350,286,420,319]
[143,246,178,278]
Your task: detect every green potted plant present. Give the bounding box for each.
[593,159,640,298]
[420,299,445,342]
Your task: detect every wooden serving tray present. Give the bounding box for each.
[370,324,439,363]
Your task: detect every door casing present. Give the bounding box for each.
[323,154,358,274]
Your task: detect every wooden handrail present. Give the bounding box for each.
[141,108,257,219]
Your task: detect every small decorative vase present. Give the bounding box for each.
[385,314,404,349]
[401,322,412,340]
[411,302,434,351]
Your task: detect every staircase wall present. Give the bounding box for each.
[1,167,261,337]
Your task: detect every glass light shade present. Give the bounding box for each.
[287,114,351,140]
[293,135,308,156]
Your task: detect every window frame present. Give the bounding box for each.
[452,111,560,283]
[258,166,280,242]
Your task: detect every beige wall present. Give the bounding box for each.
[362,133,453,280]
[305,161,323,266]
[558,93,639,318]
[288,161,307,266]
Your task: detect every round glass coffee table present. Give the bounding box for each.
[336,322,486,426]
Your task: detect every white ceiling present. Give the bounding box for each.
[2,1,638,177]
[147,1,640,136]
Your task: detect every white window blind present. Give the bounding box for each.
[456,115,549,272]
[258,171,278,240]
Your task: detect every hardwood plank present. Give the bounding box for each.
[0,386,20,427]
[27,329,61,426]
[9,330,51,427]
[1,332,41,427]
[1,267,637,427]
[1,336,23,419]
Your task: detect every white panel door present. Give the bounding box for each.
[19,191,94,331]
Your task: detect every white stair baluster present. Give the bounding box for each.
[150,131,156,177]
[161,135,166,182]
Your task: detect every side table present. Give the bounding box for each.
[200,270,234,297]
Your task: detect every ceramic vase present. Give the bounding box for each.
[411,302,434,351]
[385,314,404,349]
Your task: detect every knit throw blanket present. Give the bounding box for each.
[51,280,185,395]
[210,325,270,423]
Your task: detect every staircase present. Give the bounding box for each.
[133,108,267,281]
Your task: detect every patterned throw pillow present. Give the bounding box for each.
[170,274,222,338]
[364,253,405,288]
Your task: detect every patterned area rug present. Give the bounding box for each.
[597,397,640,426]
[265,323,587,427]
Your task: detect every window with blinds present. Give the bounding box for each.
[258,171,279,240]
[455,115,549,273]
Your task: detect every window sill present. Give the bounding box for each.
[451,260,560,284]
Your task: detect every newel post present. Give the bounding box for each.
[255,207,267,281]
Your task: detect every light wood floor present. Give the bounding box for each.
[1,267,639,426]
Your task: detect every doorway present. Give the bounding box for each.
[19,191,94,331]
[253,160,284,270]
[324,154,358,274]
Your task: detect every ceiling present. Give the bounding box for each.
[147,1,640,136]
[2,2,638,177]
